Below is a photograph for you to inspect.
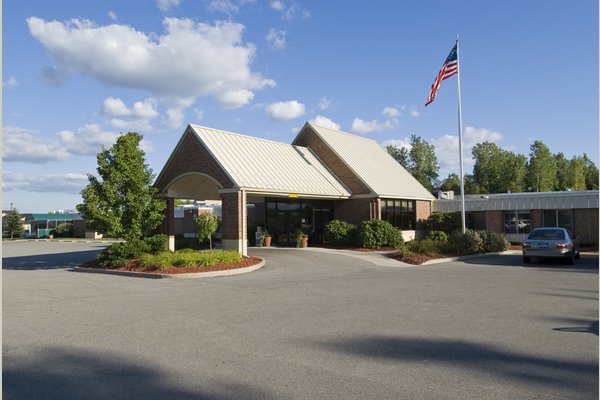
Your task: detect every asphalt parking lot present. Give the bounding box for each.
[3,241,598,400]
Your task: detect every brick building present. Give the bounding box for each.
[154,122,435,254]
[433,191,599,246]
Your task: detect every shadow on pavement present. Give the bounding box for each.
[2,249,103,270]
[462,253,599,272]
[313,335,597,393]
[553,320,599,336]
[3,346,275,400]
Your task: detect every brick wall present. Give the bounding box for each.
[415,200,432,230]
[573,208,599,246]
[334,198,377,226]
[294,126,370,195]
[485,210,503,233]
[155,130,234,192]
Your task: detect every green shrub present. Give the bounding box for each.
[407,239,444,256]
[138,250,242,270]
[325,220,357,247]
[478,230,509,253]
[144,234,169,254]
[55,223,74,237]
[446,230,483,255]
[96,239,150,268]
[425,212,462,233]
[426,230,448,242]
[359,220,404,249]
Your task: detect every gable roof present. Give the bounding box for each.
[188,125,351,198]
[295,123,435,200]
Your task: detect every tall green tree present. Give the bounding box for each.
[408,134,439,191]
[386,145,410,170]
[439,173,461,193]
[554,152,569,191]
[471,142,525,193]
[526,140,557,192]
[77,132,166,240]
[565,156,587,190]
[582,153,599,190]
[3,209,24,239]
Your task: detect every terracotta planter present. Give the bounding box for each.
[48,234,54,239]
[300,236,308,248]
[264,236,272,247]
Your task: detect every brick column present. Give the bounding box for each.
[221,191,247,255]
[164,197,175,251]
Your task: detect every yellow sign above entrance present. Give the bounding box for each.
[288,193,299,198]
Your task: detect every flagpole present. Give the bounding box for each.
[456,35,466,233]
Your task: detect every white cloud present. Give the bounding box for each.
[432,126,504,176]
[266,28,287,49]
[309,115,340,130]
[194,108,204,120]
[102,97,158,131]
[102,97,158,119]
[270,0,284,10]
[318,97,332,110]
[382,107,399,118]
[57,124,121,156]
[2,171,88,194]
[3,76,18,89]
[265,100,306,121]
[108,11,118,21]
[207,0,239,13]
[382,138,411,150]
[28,17,275,108]
[156,0,181,12]
[3,126,68,163]
[404,106,420,117]
[163,108,185,128]
[351,117,399,134]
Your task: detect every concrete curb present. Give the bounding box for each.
[72,258,265,279]
[419,250,522,265]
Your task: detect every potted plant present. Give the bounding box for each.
[295,229,308,248]
[262,229,272,247]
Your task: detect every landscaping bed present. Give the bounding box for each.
[79,255,262,275]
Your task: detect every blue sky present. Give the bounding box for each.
[3,0,598,212]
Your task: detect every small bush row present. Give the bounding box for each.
[398,229,509,257]
[324,219,403,249]
[140,250,241,271]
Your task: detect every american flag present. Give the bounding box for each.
[425,44,458,106]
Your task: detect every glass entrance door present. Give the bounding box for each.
[266,198,333,246]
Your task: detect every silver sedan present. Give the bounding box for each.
[523,227,580,265]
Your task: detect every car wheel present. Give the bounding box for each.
[575,250,581,259]
[567,252,575,265]
[523,256,531,264]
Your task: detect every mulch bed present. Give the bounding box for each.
[78,256,262,275]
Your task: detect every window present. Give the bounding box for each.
[543,209,573,231]
[381,199,416,230]
[503,210,531,234]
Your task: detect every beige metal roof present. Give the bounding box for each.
[190,125,350,198]
[433,190,600,212]
[300,123,435,200]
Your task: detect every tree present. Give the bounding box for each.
[526,140,557,192]
[582,153,599,190]
[439,173,461,193]
[554,152,569,191]
[77,132,166,240]
[3,209,24,239]
[471,142,525,193]
[196,212,218,250]
[386,145,410,170]
[565,156,586,190]
[408,134,439,191]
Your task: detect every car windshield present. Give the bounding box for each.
[528,229,565,240]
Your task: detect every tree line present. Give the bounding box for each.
[387,136,599,194]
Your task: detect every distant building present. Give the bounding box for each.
[433,190,599,246]
[22,213,80,238]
